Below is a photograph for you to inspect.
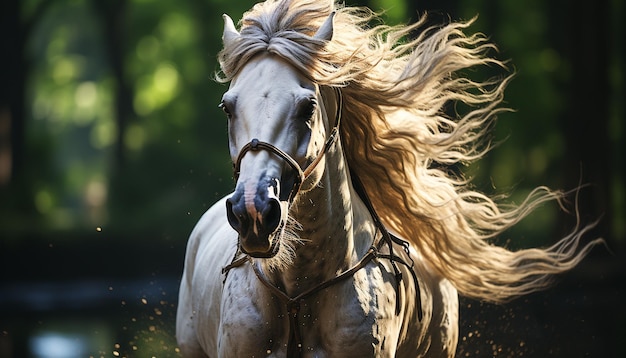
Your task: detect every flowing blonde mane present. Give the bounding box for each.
[217,0,601,302]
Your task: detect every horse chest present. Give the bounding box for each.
[217,266,401,357]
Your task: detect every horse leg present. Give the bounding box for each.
[426,279,459,357]
[176,269,209,357]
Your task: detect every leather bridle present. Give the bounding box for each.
[223,87,423,357]
[231,87,342,204]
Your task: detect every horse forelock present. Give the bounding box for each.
[217,0,601,303]
[217,0,335,82]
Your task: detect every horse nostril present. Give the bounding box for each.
[263,198,282,234]
[226,197,247,234]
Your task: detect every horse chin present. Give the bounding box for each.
[239,223,283,259]
[241,236,281,259]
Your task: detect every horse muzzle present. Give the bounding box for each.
[226,178,285,258]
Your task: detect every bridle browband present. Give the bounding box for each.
[223,87,423,357]
[232,87,343,204]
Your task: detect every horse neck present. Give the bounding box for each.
[278,142,377,296]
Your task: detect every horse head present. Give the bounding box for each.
[220,13,337,258]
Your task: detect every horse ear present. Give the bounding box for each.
[313,11,335,41]
[222,14,240,46]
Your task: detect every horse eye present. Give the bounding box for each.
[297,98,317,120]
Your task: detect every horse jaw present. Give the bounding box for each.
[313,11,335,41]
[222,14,239,46]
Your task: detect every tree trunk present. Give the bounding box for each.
[556,0,612,242]
[0,0,26,186]
[93,0,134,169]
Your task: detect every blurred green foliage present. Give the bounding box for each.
[0,0,622,356]
[0,0,623,249]
[3,0,237,238]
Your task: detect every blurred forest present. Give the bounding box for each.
[0,0,624,357]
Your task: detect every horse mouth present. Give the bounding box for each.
[241,236,281,258]
[239,220,284,258]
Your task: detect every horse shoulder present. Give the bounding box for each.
[177,195,238,357]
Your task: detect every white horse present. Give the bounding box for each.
[177,1,600,356]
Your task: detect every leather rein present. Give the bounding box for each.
[222,87,423,357]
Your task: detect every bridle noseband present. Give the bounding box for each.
[231,87,343,204]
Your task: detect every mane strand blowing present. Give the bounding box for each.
[216,0,602,302]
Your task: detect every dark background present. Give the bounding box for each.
[1,0,624,357]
